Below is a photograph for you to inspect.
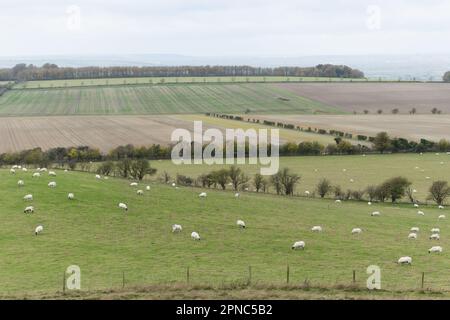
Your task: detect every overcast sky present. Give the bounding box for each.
[2,0,450,57]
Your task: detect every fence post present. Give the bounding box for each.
[353,270,356,283]
[286,264,290,284]
[421,272,425,289]
[62,271,66,294]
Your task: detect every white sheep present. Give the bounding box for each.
[417,211,425,216]
[292,241,305,250]
[408,233,417,239]
[23,194,33,201]
[430,228,440,233]
[237,220,246,229]
[32,172,41,178]
[311,226,323,232]
[68,193,75,200]
[191,231,201,240]
[118,203,128,211]
[335,199,342,204]
[18,180,25,187]
[304,191,310,196]
[24,206,34,214]
[351,228,362,234]
[49,171,56,177]
[398,256,412,265]
[430,233,440,240]
[35,225,43,235]
[172,224,182,233]
[371,211,380,217]
[199,192,207,198]
[172,183,176,187]
[429,246,443,253]
[414,203,419,208]
[137,190,144,195]
[410,227,419,233]
[146,186,151,191]
[22,167,28,172]
[10,169,16,174]
[11,165,18,169]
[95,174,101,179]
[438,205,445,209]
[130,182,138,187]
[235,193,240,198]
[368,202,372,206]
[40,168,47,172]
[48,181,57,188]
[439,214,446,220]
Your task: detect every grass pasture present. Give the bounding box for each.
[1,168,450,298]
[0,84,338,116]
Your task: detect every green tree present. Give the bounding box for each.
[373,132,391,153]
[316,178,332,198]
[428,181,450,205]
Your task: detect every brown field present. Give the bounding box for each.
[251,114,450,142]
[275,82,450,114]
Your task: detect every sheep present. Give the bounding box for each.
[199,192,207,198]
[439,214,446,220]
[35,225,43,235]
[417,211,425,216]
[24,206,34,214]
[335,199,342,204]
[235,193,240,198]
[23,194,33,201]
[172,224,182,233]
[429,246,443,253]
[18,180,25,187]
[311,226,323,232]
[304,191,310,196]
[414,203,419,208]
[146,186,151,191]
[368,202,372,206]
[191,231,201,240]
[350,179,354,183]
[237,220,246,229]
[32,172,41,178]
[351,228,362,234]
[64,169,68,172]
[291,241,305,250]
[118,203,128,211]
[10,169,16,174]
[95,174,101,179]
[371,211,381,217]
[438,205,445,209]
[408,233,417,239]
[11,165,18,169]
[49,171,56,177]
[410,227,420,233]
[172,183,176,187]
[22,167,28,172]
[398,256,412,265]
[130,182,138,187]
[40,168,47,172]
[137,190,144,195]
[430,228,440,234]
[68,193,75,200]
[430,233,440,240]
[48,181,57,188]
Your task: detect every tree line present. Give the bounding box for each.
[0,63,364,81]
[443,71,450,82]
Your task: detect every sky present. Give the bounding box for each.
[1,0,450,57]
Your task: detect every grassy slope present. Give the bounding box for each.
[0,168,450,298]
[0,84,340,116]
[151,153,450,202]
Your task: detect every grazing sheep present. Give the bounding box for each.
[48,181,57,188]
[237,220,246,229]
[40,168,47,172]
[68,193,75,200]
[417,211,425,216]
[32,172,41,178]
[191,231,201,240]
[10,169,16,174]
[35,225,43,235]
[371,211,381,217]
[342,169,347,172]
[430,233,440,240]
[235,193,240,198]
[429,246,443,253]
[118,203,128,211]
[11,165,18,169]
[23,194,33,201]
[351,228,362,234]
[291,241,305,250]
[368,202,372,206]
[408,233,417,239]
[431,228,440,233]
[311,226,323,232]
[199,192,207,198]
[335,199,342,204]
[172,224,182,233]
[439,214,446,220]
[18,180,25,187]
[64,169,68,172]
[172,183,176,187]
[439,205,445,209]
[414,203,419,208]
[410,227,420,233]
[95,174,101,179]
[137,190,144,195]
[304,191,310,196]
[350,179,354,183]
[398,256,412,265]
[146,186,151,191]
[49,171,56,177]
[22,167,28,172]
[24,206,34,214]
[130,182,138,187]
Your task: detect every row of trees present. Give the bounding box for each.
[97,159,157,181]
[443,71,450,82]
[0,63,364,81]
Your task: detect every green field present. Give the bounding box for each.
[0,84,339,116]
[150,153,450,202]
[1,168,450,298]
[13,76,369,89]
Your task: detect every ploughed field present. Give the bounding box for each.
[1,168,450,297]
